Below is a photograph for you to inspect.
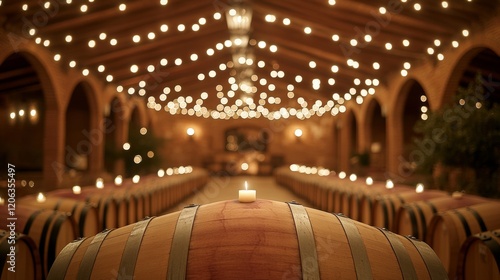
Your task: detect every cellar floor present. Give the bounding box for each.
[164,175,312,214]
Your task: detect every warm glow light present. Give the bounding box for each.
[114,175,123,186]
[37,192,46,203]
[338,171,346,179]
[349,174,357,181]
[241,162,249,171]
[239,181,256,202]
[385,179,394,189]
[132,175,140,183]
[366,177,373,185]
[95,178,104,189]
[187,127,195,136]
[294,128,303,138]
[415,183,424,193]
[72,185,81,194]
[153,168,164,178]
[123,142,130,150]
[0,197,4,205]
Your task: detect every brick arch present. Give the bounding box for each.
[362,98,387,178]
[0,45,64,188]
[64,80,103,177]
[439,47,499,108]
[337,108,358,172]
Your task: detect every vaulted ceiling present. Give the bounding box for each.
[1,0,499,119]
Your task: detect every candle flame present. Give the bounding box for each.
[114,175,123,186]
[415,183,424,193]
[244,181,248,191]
[366,177,373,186]
[96,178,104,189]
[37,192,46,203]
[72,185,81,194]
[386,179,394,189]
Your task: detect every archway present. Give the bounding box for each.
[64,83,93,174]
[0,53,45,175]
[365,99,386,177]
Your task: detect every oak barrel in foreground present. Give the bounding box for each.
[48,199,447,279]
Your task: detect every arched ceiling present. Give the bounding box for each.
[1,0,498,119]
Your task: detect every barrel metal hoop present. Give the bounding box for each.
[453,210,472,237]
[48,214,71,273]
[405,235,448,279]
[118,217,153,278]
[414,205,428,239]
[287,202,321,280]
[167,204,200,280]
[77,229,113,280]
[466,207,487,232]
[405,206,420,239]
[378,228,418,279]
[46,237,87,280]
[335,214,373,279]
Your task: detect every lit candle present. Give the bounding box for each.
[366,177,374,186]
[415,183,424,193]
[37,192,46,203]
[96,178,104,189]
[385,179,394,189]
[239,181,256,203]
[114,175,123,186]
[72,185,81,194]
[132,175,140,184]
[349,174,357,182]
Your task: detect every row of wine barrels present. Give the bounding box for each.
[18,196,100,238]
[44,169,209,233]
[457,229,500,280]
[371,190,450,230]
[394,194,489,239]
[0,205,77,278]
[0,229,42,280]
[48,199,448,279]
[426,202,500,279]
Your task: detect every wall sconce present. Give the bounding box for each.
[294,128,303,138]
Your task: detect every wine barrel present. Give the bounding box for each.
[18,196,99,238]
[357,182,413,225]
[48,199,447,279]
[372,190,449,230]
[394,193,488,239]
[426,202,500,279]
[456,229,500,280]
[0,205,77,278]
[48,189,121,230]
[0,229,42,280]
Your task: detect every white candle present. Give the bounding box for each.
[114,175,123,186]
[239,181,256,203]
[415,183,424,193]
[72,185,81,194]
[366,177,373,186]
[385,179,394,189]
[96,178,104,189]
[37,192,46,203]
